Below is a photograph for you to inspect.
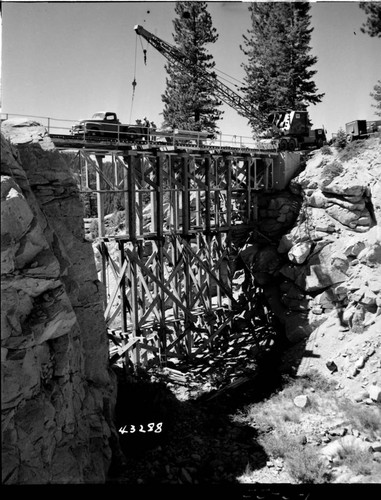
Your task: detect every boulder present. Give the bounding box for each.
[326,360,338,373]
[354,356,366,370]
[321,435,371,459]
[343,240,366,257]
[360,288,377,306]
[326,204,368,228]
[288,241,313,264]
[293,394,310,408]
[360,243,381,264]
[353,390,369,402]
[239,243,260,269]
[298,264,348,293]
[370,442,381,453]
[313,290,336,310]
[368,385,381,403]
[322,181,365,199]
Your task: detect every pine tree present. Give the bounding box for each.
[370,80,381,117]
[240,2,324,134]
[359,2,381,37]
[161,1,223,133]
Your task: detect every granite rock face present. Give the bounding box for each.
[280,140,381,342]
[234,139,381,344]
[1,122,116,484]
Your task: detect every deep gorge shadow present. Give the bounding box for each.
[107,363,273,485]
[107,318,293,486]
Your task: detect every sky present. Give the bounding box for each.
[1,1,380,141]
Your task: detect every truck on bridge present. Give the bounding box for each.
[70,111,149,141]
[69,111,216,147]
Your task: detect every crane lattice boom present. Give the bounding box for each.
[134,24,253,118]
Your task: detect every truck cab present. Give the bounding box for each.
[90,112,120,123]
[70,111,146,141]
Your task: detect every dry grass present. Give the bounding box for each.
[339,139,368,162]
[259,429,300,459]
[321,145,333,155]
[321,161,344,186]
[232,371,381,483]
[336,398,381,440]
[285,446,330,483]
[238,370,336,430]
[337,444,381,477]
[257,428,331,483]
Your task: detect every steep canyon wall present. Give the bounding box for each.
[239,138,381,395]
[1,121,117,484]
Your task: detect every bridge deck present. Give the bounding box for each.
[49,133,278,155]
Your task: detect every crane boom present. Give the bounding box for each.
[134,24,253,118]
[133,25,327,151]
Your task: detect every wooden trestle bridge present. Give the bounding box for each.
[52,136,299,370]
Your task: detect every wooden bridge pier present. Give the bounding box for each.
[71,147,279,369]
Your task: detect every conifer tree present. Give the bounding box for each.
[359,2,381,37]
[162,1,223,133]
[370,80,381,117]
[240,2,324,134]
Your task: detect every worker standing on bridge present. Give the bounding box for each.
[143,117,150,140]
[150,121,157,141]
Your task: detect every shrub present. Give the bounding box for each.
[89,219,99,239]
[337,445,379,477]
[259,430,300,459]
[296,370,336,392]
[334,128,347,149]
[321,161,343,186]
[260,431,330,483]
[337,398,381,440]
[339,139,367,162]
[321,144,333,155]
[285,446,330,483]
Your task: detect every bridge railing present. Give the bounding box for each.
[0,112,73,135]
[1,112,277,151]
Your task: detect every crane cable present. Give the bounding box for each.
[139,34,149,65]
[129,33,139,123]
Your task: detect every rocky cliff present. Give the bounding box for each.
[236,137,380,400]
[278,138,381,399]
[1,120,117,484]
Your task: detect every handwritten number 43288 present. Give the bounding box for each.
[119,422,163,434]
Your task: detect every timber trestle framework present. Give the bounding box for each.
[72,147,277,368]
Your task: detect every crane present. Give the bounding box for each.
[134,24,326,151]
[134,24,253,119]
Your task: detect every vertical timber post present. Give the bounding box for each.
[127,153,140,367]
[225,157,232,311]
[181,154,192,357]
[119,240,127,334]
[203,154,212,339]
[95,154,107,307]
[156,153,166,364]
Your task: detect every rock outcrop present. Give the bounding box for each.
[274,139,381,400]
[279,139,381,342]
[231,138,380,399]
[1,120,117,484]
